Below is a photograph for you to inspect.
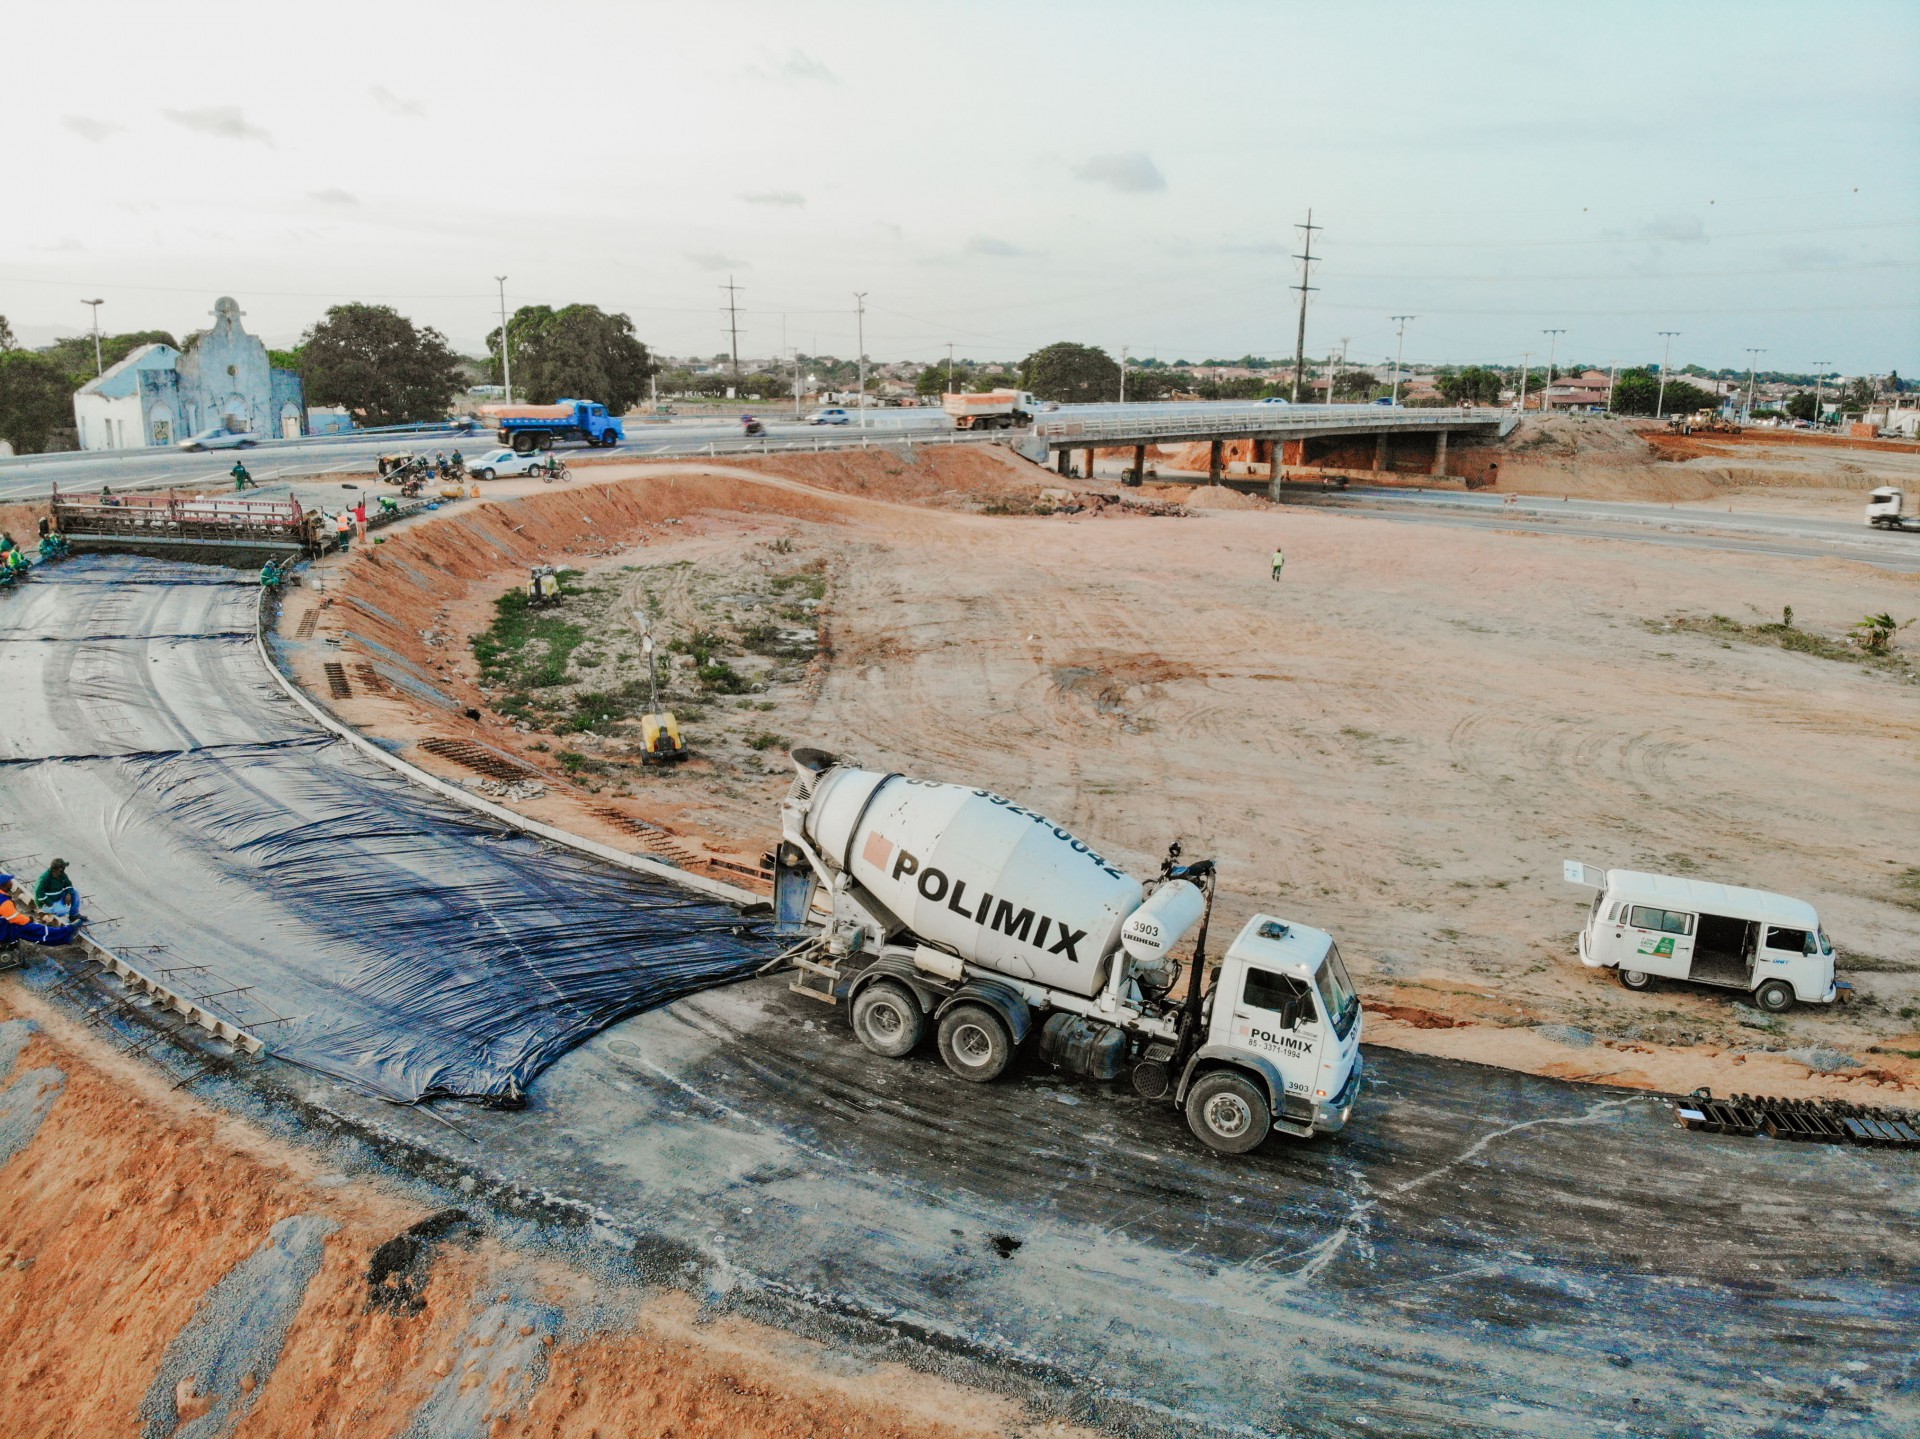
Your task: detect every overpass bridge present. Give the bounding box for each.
[1032,401,1517,482]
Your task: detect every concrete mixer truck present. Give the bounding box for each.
[771,749,1364,1154]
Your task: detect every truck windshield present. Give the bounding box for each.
[1314,944,1359,1040]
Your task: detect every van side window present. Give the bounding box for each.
[1765,926,1810,954]
[1244,968,1313,1026]
[1608,903,1625,923]
[1629,906,1693,935]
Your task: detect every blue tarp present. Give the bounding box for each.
[0,556,767,1102]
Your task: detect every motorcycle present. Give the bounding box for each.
[741,414,765,438]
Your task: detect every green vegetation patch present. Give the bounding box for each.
[473,571,589,690]
[1652,612,1915,681]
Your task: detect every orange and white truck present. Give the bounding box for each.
[942,389,1045,431]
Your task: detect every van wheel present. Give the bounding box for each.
[937,1004,1012,1083]
[852,981,923,1059]
[1618,969,1653,991]
[1754,979,1795,1013]
[1185,1071,1271,1154]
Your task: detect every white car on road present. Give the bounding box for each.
[178,426,262,451]
[467,448,548,480]
[807,407,853,425]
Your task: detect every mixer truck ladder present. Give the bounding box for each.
[768,934,843,1004]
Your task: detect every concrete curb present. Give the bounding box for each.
[252,590,761,909]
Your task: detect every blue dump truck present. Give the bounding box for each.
[479,399,626,453]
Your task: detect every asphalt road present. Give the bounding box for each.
[1279,484,1920,574]
[3,553,1914,1437]
[0,411,958,503]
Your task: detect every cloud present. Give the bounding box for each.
[163,107,273,145]
[309,188,359,206]
[686,252,749,272]
[965,236,1039,259]
[62,115,124,143]
[1638,215,1706,244]
[369,85,425,118]
[740,190,806,207]
[765,48,835,84]
[1073,152,1167,194]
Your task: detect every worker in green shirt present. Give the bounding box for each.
[1271,547,1285,581]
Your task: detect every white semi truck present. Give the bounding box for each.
[771,749,1364,1154]
[1866,487,1919,531]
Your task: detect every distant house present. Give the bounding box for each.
[1545,369,1612,410]
[71,295,304,449]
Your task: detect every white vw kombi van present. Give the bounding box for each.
[1564,862,1837,1012]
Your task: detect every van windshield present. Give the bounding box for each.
[1314,944,1359,1040]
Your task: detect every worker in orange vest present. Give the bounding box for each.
[0,873,80,948]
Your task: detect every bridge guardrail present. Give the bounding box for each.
[1033,406,1506,444]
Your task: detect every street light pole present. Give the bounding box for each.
[494,276,512,405]
[1541,329,1566,413]
[1655,331,1680,418]
[82,298,105,376]
[1743,348,1766,422]
[1119,345,1128,404]
[1390,315,1414,406]
[947,342,956,395]
[854,292,868,438]
[1517,351,1531,412]
[1811,359,1830,429]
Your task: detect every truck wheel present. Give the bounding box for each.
[937,1004,1012,1083]
[1754,979,1796,1013]
[1185,1071,1271,1155]
[852,981,923,1059]
[1618,968,1653,991]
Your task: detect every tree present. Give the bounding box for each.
[1783,391,1818,422]
[1437,366,1503,406]
[267,346,306,373]
[37,329,179,376]
[299,303,463,427]
[1837,376,1879,413]
[487,304,657,412]
[1020,342,1121,403]
[1123,367,1185,402]
[0,315,15,352]
[0,350,82,453]
[1609,367,1718,417]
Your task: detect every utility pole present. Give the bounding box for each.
[1540,329,1566,413]
[1655,330,1680,418]
[792,346,803,419]
[1119,344,1128,403]
[1290,209,1321,404]
[1517,351,1531,412]
[721,276,743,384]
[854,291,868,436]
[1327,336,1347,405]
[494,276,512,404]
[1811,359,1830,428]
[82,298,105,376]
[1743,348,1766,422]
[947,342,956,395]
[1605,362,1617,414]
[1390,316,1415,406]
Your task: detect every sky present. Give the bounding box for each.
[6,0,1916,377]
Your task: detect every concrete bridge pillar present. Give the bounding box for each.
[1373,432,1388,472]
[1132,444,1146,483]
[1208,439,1224,484]
[1086,447,1098,482]
[1431,429,1449,476]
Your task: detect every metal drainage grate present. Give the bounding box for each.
[1673,1092,1919,1149]
[351,663,391,695]
[418,737,544,781]
[295,609,320,639]
[323,662,353,698]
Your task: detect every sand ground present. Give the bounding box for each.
[277,438,1920,1109]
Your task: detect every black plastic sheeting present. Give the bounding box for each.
[0,556,769,1102]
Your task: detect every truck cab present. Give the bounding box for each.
[1566,862,1836,1012]
[1178,916,1364,1152]
[1866,487,1914,529]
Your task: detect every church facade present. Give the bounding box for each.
[73,296,306,449]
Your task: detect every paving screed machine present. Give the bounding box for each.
[772,748,1363,1154]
